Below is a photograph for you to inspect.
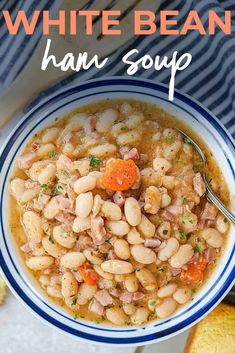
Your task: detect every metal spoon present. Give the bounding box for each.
[177,129,235,225]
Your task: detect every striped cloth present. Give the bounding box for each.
[0,0,235,138]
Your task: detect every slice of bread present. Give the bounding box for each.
[184,303,235,353]
[0,275,6,304]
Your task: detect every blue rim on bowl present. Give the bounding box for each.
[0,77,235,346]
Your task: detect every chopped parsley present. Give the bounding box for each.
[89,154,101,169]
[149,312,156,318]
[179,229,185,240]
[194,244,201,253]
[49,150,57,158]
[158,267,165,273]
[73,314,79,320]
[48,235,54,244]
[41,183,49,193]
[62,170,70,179]
[71,297,77,306]
[57,185,64,191]
[164,136,174,143]
[182,196,187,205]
[224,218,228,223]
[79,314,85,319]
[95,320,100,324]
[115,283,121,290]
[51,187,57,196]
[149,300,156,308]
[163,229,168,235]
[183,137,191,144]
[80,134,86,142]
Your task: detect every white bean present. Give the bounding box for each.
[163,141,182,160]
[157,283,177,298]
[73,160,90,176]
[125,114,144,129]
[21,187,40,204]
[89,143,117,158]
[93,265,113,280]
[10,178,25,201]
[200,228,223,248]
[137,215,155,238]
[43,197,60,219]
[120,103,132,115]
[37,144,55,158]
[73,216,91,233]
[180,212,198,234]
[102,201,122,221]
[158,238,179,261]
[77,283,97,305]
[106,307,128,326]
[26,256,54,270]
[140,167,161,186]
[117,131,141,146]
[60,252,86,269]
[101,260,133,274]
[75,192,93,218]
[131,308,149,325]
[47,285,63,298]
[114,239,130,260]
[173,287,192,304]
[144,186,161,214]
[161,193,172,208]
[105,220,130,236]
[42,127,60,143]
[216,214,229,234]
[124,274,139,293]
[131,245,157,264]
[29,160,50,181]
[92,194,103,216]
[124,197,141,226]
[42,236,64,258]
[135,268,157,291]
[61,272,78,299]
[169,244,194,268]
[162,176,176,190]
[157,221,171,239]
[83,248,102,265]
[127,228,144,244]
[123,303,136,315]
[23,211,43,243]
[96,109,118,133]
[155,298,177,319]
[153,157,172,173]
[53,225,76,249]
[38,164,56,185]
[73,175,96,194]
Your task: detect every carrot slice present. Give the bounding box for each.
[78,264,99,286]
[64,152,76,161]
[180,256,207,283]
[101,159,138,191]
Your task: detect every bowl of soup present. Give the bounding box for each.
[0,77,234,346]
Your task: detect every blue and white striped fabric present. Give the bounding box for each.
[0,0,235,138]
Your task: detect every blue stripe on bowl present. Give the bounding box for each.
[0,78,235,345]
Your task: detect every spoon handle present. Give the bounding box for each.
[204,178,235,225]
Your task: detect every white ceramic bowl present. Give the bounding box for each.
[0,77,235,346]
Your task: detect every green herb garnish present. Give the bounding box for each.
[101,253,108,261]
[163,229,168,235]
[51,187,57,196]
[158,267,165,273]
[49,150,57,158]
[179,229,185,240]
[89,154,101,169]
[194,244,201,253]
[182,196,187,205]
[48,235,54,244]
[71,297,77,306]
[115,283,121,290]
[149,312,156,318]
[183,137,191,144]
[73,314,79,320]
[224,218,228,223]
[164,136,174,143]
[41,183,49,193]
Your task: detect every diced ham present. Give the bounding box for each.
[161,210,175,222]
[166,202,183,216]
[138,191,146,208]
[55,196,74,213]
[54,213,75,227]
[20,242,33,253]
[89,298,104,315]
[56,154,73,172]
[131,168,141,190]
[106,189,115,197]
[95,289,114,306]
[31,142,40,151]
[120,290,133,304]
[90,216,107,245]
[133,292,145,301]
[69,175,78,188]
[123,148,140,161]
[109,288,121,297]
[63,132,72,143]
[204,248,216,264]
[201,202,218,220]
[113,191,125,207]
[188,252,200,264]
[193,173,206,197]
[18,152,37,170]
[145,239,161,248]
[84,116,96,134]
[72,270,83,283]
[171,267,181,277]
